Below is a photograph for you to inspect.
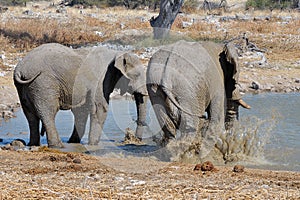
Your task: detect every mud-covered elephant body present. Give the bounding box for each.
[14,43,147,148]
[147,40,240,157]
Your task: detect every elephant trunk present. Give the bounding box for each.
[133,92,148,140]
[225,99,239,130]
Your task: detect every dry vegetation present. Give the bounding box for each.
[0,3,299,67]
[0,148,299,199]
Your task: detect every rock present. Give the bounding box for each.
[235,14,253,21]
[10,139,26,149]
[2,110,15,119]
[2,144,14,151]
[200,161,215,171]
[295,78,300,83]
[182,20,193,28]
[73,158,81,164]
[251,81,260,90]
[193,164,202,171]
[0,138,3,142]
[23,10,34,15]
[233,165,245,173]
[0,7,8,13]
[56,7,67,14]
[123,127,143,145]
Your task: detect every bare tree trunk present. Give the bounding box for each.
[203,0,211,11]
[150,0,184,39]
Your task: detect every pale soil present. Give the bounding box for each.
[0,148,299,199]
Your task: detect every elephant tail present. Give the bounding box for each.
[14,71,41,84]
[162,86,206,119]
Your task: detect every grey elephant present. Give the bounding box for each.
[14,43,147,148]
[146,40,249,157]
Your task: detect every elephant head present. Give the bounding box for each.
[114,52,148,96]
[103,52,148,140]
[219,42,250,128]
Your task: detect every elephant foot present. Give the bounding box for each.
[159,135,175,147]
[48,142,64,149]
[67,138,81,144]
[237,99,251,109]
[27,141,41,146]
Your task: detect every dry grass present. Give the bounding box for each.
[0,5,299,67]
[0,149,299,199]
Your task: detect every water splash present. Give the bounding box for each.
[220,114,277,164]
[163,113,277,165]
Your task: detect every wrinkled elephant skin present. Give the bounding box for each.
[14,43,147,148]
[146,40,241,157]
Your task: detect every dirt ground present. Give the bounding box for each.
[0,147,299,199]
[0,2,300,199]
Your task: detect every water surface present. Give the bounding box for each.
[0,93,299,171]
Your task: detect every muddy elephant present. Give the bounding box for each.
[14,43,147,148]
[146,40,248,157]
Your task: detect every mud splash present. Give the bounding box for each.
[164,114,277,166]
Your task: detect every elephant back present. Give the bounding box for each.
[149,40,223,89]
[15,43,82,81]
[148,40,225,110]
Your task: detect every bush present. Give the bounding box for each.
[0,0,28,6]
[66,0,107,7]
[246,0,297,9]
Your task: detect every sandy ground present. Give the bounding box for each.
[0,147,299,199]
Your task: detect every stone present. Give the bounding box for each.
[73,158,81,164]
[2,144,14,151]
[233,165,245,173]
[193,164,201,171]
[251,82,260,90]
[200,161,215,171]
[10,139,26,149]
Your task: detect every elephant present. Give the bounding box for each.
[146,40,249,157]
[14,43,147,148]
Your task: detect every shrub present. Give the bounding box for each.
[0,0,28,6]
[246,0,298,9]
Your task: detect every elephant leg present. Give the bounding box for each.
[40,113,63,148]
[133,93,147,140]
[35,99,63,148]
[88,103,107,145]
[22,106,40,146]
[148,85,177,143]
[201,95,225,158]
[68,106,89,143]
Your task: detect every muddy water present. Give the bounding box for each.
[0,93,299,171]
[240,93,300,171]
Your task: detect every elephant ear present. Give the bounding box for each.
[114,52,135,80]
[224,42,239,79]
